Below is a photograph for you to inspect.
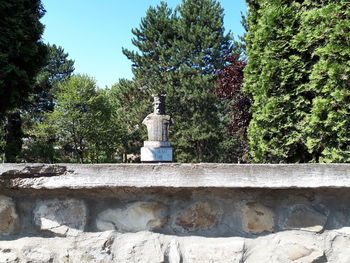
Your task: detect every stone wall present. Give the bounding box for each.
[0,164,350,262]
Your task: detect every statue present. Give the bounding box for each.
[141,94,173,162]
[142,95,172,141]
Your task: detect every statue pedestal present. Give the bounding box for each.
[141,141,173,162]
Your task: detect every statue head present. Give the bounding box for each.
[153,94,165,115]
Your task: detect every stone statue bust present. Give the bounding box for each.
[142,94,172,142]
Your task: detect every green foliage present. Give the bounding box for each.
[21,44,75,163]
[21,118,58,163]
[47,74,121,163]
[110,79,150,161]
[123,0,232,162]
[245,0,350,163]
[0,0,47,115]
[30,44,75,115]
[122,2,177,93]
[84,88,123,163]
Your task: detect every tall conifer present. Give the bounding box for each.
[0,0,47,115]
[123,0,231,162]
[245,0,350,163]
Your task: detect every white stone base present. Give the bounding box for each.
[141,147,173,162]
[143,141,171,147]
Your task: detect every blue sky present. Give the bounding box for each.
[41,0,247,88]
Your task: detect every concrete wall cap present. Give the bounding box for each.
[0,163,350,189]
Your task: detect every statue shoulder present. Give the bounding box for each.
[163,115,171,120]
[163,115,172,124]
[142,113,154,124]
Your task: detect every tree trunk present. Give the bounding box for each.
[5,111,23,162]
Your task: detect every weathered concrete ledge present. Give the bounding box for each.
[1,163,350,262]
[1,163,350,189]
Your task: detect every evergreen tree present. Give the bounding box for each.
[0,0,47,162]
[123,0,231,162]
[21,44,75,163]
[245,0,350,163]
[0,0,47,115]
[30,44,75,116]
[123,2,177,93]
[172,0,232,162]
[300,1,350,162]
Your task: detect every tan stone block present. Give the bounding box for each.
[175,202,221,232]
[241,202,274,234]
[286,244,313,260]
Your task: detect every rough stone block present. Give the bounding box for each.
[0,232,115,263]
[282,204,327,233]
[112,232,164,262]
[0,195,18,236]
[241,202,274,234]
[326,234,350,263]
[0,248,18,262]
[64,231,115,262]
[284,243,325,262]
[33,198,87,236]
[245,232,325,263]
[165,239,181,263]
[96,202,168,232]
[180,237,245,263]
[22,247,55,263]
[175,202,221,232]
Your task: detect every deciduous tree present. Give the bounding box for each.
[110,79,150,162]
[215,54,249,163]
[48,74,120,163]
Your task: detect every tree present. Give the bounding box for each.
[123,2,177,93]
[110,79,150,162]
[214,13,250,163]
[20,117,57,163]
[29,44,75,116]
[48,74,121,163]
[244,0,350,163]
[215,54,249,163]
[0,119,5,162]
[0,0,47,115]
[4,112,23,162]
[123,0,232,162]
[0,0,47,162]
[21,44,75,163]
[299,1,350,162]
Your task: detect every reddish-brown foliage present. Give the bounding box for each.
[215,54,250,136]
